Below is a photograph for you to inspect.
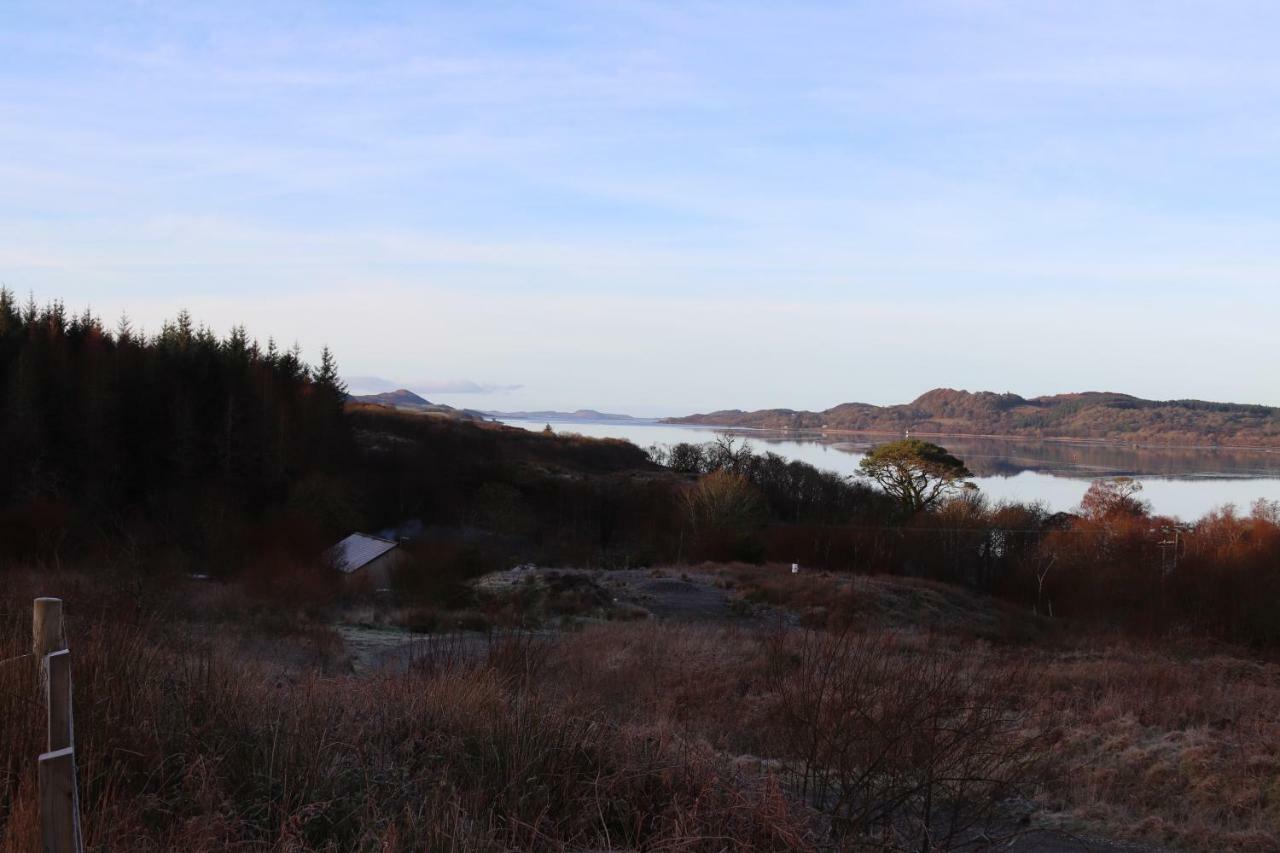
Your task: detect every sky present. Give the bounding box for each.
[2,1,1279,416]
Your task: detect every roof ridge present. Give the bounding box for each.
[349,532,398,544]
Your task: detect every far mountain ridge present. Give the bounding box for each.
[349,389,487,421]
[353,388,433,408]
[666,388,1280,448]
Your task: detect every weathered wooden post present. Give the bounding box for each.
[34,598,83,853]
[46,650,73,752]
[38,748,79,853]
[33,597,65,663]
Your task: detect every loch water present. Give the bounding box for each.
[499,418,1280,520]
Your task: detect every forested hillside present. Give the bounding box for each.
[0,290,350,565]
[668,387,1280,447]
[0,291,680,579]
[4,294,1279,647]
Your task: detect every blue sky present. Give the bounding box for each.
[3,1,1278,414]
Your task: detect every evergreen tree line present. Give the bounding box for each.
[0,295,673,580]
[0,290,349,567]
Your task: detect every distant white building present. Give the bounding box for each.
[328,533,406,592]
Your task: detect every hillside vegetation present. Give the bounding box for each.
[668,387,1280,447]
[0,291,675,581]
[5,297,1280,850]
[348,388,486,420]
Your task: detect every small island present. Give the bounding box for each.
[667,387,1280,449]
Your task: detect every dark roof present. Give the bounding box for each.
[329,533,398,573]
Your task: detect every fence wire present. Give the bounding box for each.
[0,651,33,669]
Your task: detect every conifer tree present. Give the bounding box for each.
[315,345,346,396]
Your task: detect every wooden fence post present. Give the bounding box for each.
[46,650,73,752]
[38,748,81,853]
[34,598,83,853]
[33,597,65,666]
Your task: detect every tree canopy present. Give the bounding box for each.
[857,438,974,513]
[1079,477,1150,520]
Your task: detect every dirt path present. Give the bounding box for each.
[597,569,737,619]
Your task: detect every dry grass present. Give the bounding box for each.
[2,568,1278,851]
[1028,644,1280,851]
[714,563,1050,641]
[0,605,810,851]
[547,621,1280,851]
[538,612,1280,851]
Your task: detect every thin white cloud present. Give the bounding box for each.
[4,2,1280,412]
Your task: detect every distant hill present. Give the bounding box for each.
[349,389,487,421]
[666,388,1280,448]
[486,408,650,423]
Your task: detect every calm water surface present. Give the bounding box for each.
[499,419,1280,520]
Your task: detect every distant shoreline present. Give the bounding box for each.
[494,412,1280,453]
[649,422,1280,453]
[660,387,1280,452]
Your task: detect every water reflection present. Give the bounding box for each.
[498,419,1280,520]
[816,436,1280,480]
